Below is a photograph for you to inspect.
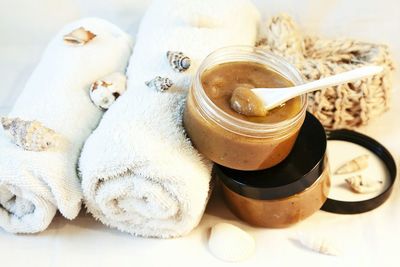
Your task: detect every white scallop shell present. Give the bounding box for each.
[89,72,127,110]
[296,232,340,256]
[208,223,255,262]
[1,117,59,151]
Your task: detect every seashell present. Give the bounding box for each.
[334,154,369,175]
[296,232,340,256]
[345,175,383,193]
[89,72,127,110]
[1,117,59,151]
[166,51,191,72]
[208,223,255,262]
[145,76,173,92]
[63,27,96,46]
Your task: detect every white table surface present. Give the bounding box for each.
[0,0,399,266]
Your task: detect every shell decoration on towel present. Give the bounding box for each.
[334,154,369,175]
[89,72,127,110]
[63,27,96,46]
[166,51,191,72]
[296,232,340,256]
[208,223,255,262]
[345,175,383,194]
[145,76,173,92]
[1,117,59,151]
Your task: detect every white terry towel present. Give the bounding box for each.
[80,0,260,238]
[0,18,132,234]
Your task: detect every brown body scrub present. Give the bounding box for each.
[184,47,306,171]
[221,171,330,228]
[202,62,301,121]
[215,112,330,228]
[230,86,267,117]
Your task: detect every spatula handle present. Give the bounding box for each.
[288,66,383,95]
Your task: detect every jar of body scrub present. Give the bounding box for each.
[215,112,330,228]
[183,46,307,171]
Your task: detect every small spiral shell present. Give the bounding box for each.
[345,175,383,193]
[296,232,340,256]
[166,51,191,72]
[334,154,369,175]
[145,76,173,92]
[1,117,59,151]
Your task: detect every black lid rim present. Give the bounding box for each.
[216,156,328,200]
[216,112,327,200]
[321,129,397,214]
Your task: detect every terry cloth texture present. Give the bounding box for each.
[79,0,260,238]
[0,18,132,233]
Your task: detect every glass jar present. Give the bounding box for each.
[220,165,330,228]
[183,46,307,171]
[215,112,330,228]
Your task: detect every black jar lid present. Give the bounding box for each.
[321,129,397,214]
[215,112,327,200]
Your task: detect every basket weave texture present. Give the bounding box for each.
[256,14,395,129]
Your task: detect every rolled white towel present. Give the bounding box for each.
[80,0,260,238]
[0,18,132,234]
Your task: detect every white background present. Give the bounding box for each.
[0,0,399,266]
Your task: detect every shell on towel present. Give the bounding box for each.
[1,117,59,151]
[63,27,96,46]
[208,223,255,262]
[334,154,369,175]
[166,51,191,72]
[345,175,383,193]
[145,76,173,92]
[89,72,127,110]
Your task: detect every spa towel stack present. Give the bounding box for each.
[79,0,260,238]
[0,18,132,233]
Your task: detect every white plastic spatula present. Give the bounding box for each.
[252,66,384,111]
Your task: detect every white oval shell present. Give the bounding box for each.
[89,72,127,110]
[208,223,255,262]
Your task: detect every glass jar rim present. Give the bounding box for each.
[192,45,307,138]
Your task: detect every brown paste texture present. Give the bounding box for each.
[184,61,304,170]
[202,62,301,122]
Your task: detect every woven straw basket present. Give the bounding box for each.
[257,14,395,129]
